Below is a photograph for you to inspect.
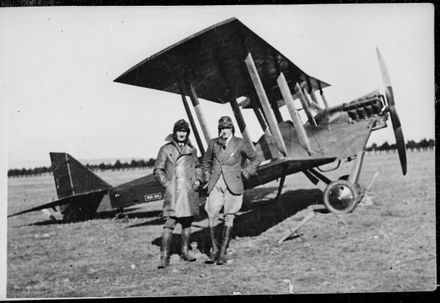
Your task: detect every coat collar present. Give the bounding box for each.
[216,135,238,161]
[165,134,194,152]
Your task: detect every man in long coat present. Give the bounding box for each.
[154,119,202,269]
[202,116,261,265]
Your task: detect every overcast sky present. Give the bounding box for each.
[0,4,434,170]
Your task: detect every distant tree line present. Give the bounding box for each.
[366,138,434,152]
[8,138,435,177]
[8,158,157,178]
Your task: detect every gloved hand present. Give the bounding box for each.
[192,180,201,191]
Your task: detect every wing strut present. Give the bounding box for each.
[178,80,205,156]
[184,75,212,144]
[244,52,287,156]
[228,93,256,151]
[277,72,312,155]
[295,83,317,126]
[306,77,324,111]
[250,95,272,137]
[318,82,329,109]
[271,100,284,123]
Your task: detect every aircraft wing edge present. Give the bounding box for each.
[245,156,337,189]
[113,17,238,85]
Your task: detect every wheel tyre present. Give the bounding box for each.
[323,180,358,214]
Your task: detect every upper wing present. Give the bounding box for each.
[114,18,329,104]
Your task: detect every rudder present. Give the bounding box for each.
[50,152,110,199]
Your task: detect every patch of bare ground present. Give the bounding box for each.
[7,151,436,297]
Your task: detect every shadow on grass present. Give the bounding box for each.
[25,207,165,226]
[150,187,324,256]
[25,187,325,255]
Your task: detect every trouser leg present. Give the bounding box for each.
[216,189,242,265]
[205,185,224,228]
[204,181,224,264]
[205,224,221,264]
[216,225,233,265]
[180,217,196,262]
[224,213,236,227]
[158,226,173,269]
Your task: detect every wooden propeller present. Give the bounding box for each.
[376,48,407,175]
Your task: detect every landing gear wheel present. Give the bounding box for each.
[323,180,358,214]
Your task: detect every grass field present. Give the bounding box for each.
[6,151,436,297]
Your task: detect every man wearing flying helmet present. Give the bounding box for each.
[202,116,261,265]
[154,119,202,269]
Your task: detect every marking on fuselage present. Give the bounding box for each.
[144,193,163,202]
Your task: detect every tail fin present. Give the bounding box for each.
[50,152,110,198]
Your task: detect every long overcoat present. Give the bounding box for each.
[202,136,262,195]
[154,135,202,217]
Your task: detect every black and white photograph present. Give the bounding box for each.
[0,3,436,299]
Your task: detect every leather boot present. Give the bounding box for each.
[158,228,173,269]
[205,225,220,264]
[181,227,196,262]
[216,225,233,265]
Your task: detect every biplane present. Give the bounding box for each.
[8,17,406,221]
